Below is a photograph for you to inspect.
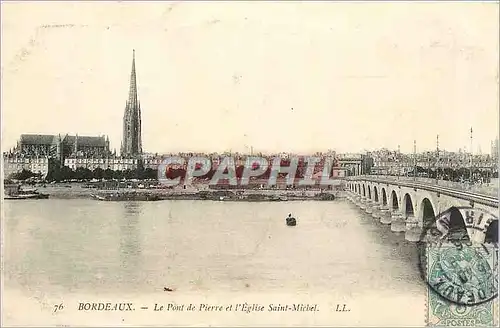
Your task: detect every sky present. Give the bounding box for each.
[1,1,499,155]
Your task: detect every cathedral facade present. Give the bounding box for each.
[121,50,143,157]
[11,133,110,163]
[4,133,111,178]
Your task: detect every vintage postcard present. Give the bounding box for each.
[1,1,499,327]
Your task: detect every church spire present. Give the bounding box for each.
[128,49,138,108]
[122,49,143,157]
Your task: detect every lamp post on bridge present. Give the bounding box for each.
[413,140,417,181]
[397,144,401,180]
[436,135,439,185]
[427,152,431,180]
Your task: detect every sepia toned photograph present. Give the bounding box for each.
[1,1,499,327]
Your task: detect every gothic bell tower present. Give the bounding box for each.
[121,49,143,157]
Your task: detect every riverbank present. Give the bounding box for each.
[21,183,342,202]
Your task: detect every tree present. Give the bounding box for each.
[144,168,157,179]
[93,167,104,180]
[135,161,146,179]
[124,169,139,180]
[113,170,124,180]
[135,167,147,180]
[61,166,74,180]
[75,167,93,181]
[11,169,34,180]
[45,159,62,182]
[103,168,114,180]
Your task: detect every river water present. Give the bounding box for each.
[3,199,426,326]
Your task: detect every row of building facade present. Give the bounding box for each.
[5,145,498,181]
[3,134,365,180]
[368,147,498,176]
[2,132,140,178]
[3,131,497,180]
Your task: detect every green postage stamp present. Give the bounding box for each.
[426,243,499,327]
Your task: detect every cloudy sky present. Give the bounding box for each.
[1,2,498,155]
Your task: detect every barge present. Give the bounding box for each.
[4,184,49,200]
[90,191,160,201]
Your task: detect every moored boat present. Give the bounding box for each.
[4,184,49,200]
[90,193,107,201]
[5,193,49,200]
[90,191,160,201]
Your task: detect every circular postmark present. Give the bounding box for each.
[417,206,499,306]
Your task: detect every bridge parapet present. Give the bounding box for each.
[344,179,498,243]
[351,174,498,198]
[347,175,498,208]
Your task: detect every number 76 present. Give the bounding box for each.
[53,303,64,313]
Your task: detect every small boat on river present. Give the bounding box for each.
[286,214,297,226]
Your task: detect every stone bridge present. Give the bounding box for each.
[345,175,498,243]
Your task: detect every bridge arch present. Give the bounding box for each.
[373,186,379,203]
[446,207,469,242]
[390,190,399,210]
[381,188,387,206]
[368,185,372,200]
[485,220,498,243]
[421,198,436,226]
[362,184,366,197]
[403,193,414,217]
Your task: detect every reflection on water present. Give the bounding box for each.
[119,202,142,285]
[3,199,425,297]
